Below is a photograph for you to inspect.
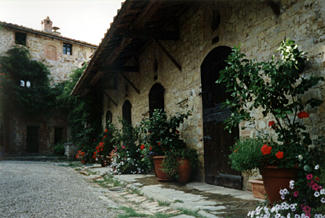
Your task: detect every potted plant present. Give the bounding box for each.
[139,109,195,182]
[217,39,324,205]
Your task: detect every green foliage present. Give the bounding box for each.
[56,64,103,162]
[0,47,56,115]
[228,138,264,172]
[139,109,190,156]
[217,39,323,169]
[53,143,65,155]
[110,121,152,174]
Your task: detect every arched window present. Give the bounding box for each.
[106,110,112,124]
[122,100,132,125]
[149,83,165,116]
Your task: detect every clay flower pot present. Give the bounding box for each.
[260,166,298,204]
[153,156,171,181]
[177,159,191,184]
[249,179,266,199]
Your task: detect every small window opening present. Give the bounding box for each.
[20,80,25,87]
[63,43,72,55]
[26,81,31,88]
[15,32,27,45]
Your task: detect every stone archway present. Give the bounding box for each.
[201,46,241,189]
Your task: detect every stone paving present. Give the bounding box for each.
[75,164,262,218]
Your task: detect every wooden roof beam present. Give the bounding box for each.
[90,38,133,85]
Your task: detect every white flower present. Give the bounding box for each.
[275,214,281,218]
[281,195,285,200]
[295,214,300,218]
[298,155,303,160]
[315,164,320,170]
[315,191,320,197]
[321,189,325,195]
[321,197,325,203]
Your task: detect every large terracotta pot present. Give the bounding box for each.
[153,156,171,181]
[177,159,191,184]
[260,166,298,204]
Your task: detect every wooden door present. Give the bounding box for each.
[201,46,242,189]
[26,126,39,153]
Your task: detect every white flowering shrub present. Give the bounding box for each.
[248,165,325,217]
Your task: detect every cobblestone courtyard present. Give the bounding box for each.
[0,161,259,218]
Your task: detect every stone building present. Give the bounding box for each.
[73,0,325,190]
[0,17,96,155]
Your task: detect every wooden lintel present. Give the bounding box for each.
[104,91,118,106]
[120,73,140,94]
[155,40,182,71]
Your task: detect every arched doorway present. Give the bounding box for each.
[149,83,165,116]
[122,100,132,125]
[106,110,112,124]
[201,46,241,189]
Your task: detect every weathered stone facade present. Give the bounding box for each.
[98,0,325,188]
[0,18,96,155]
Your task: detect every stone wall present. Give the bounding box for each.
[102,0,325,186]
[0,27,95,84]
[0,25,96,154]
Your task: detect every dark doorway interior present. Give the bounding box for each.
[122,100,132,125]
[149,83,165,116]
[201,46,241,189]
[26,126,39,153]
[54,127,64,145]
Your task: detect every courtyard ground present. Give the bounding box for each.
[0,160,261,218]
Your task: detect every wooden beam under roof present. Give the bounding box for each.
[90,38,133,85]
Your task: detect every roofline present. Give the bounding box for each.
[0,21,98,49]
[71,0,130,96]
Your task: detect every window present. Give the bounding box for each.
[122,100,132,126]
[63,43,72,55]
[19,80,31,88]
[106,111,112,124]
[149,83,165,117]
[15,32,26,45]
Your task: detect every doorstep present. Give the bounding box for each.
[81,165,262,217]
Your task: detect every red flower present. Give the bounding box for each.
[261,144,272,155]
[268,121,275,127]
[298,111,309,119]
[149,146,152,151]
[121,145,126,149]
[275,151,284,159]
[104,128,108,133]
[99,142,104,148]
[92,151,97,159]
[140,144,145,150]
[157,142,161,146]
[103,135,107,139]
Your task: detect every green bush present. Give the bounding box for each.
[53,143,65,155]
[229,138,264,172]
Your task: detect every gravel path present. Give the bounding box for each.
[0,161,118,218]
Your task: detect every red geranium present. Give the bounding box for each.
[104,128,108,133]
[298,111,309,119]
[140,144,145,150]
[268,121,275,127]
[149,146,152,151]
[157,142,161,146]
[261,144,272,155]
[275,151,284,159]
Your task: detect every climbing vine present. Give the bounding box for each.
[0,46,56,115]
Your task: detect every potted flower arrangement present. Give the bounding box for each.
[94,122,118,167]
[139,109,197,183]
[217,39,324,208]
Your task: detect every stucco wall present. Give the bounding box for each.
[102,0,325,185]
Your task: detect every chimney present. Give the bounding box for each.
[41,16,53,33]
